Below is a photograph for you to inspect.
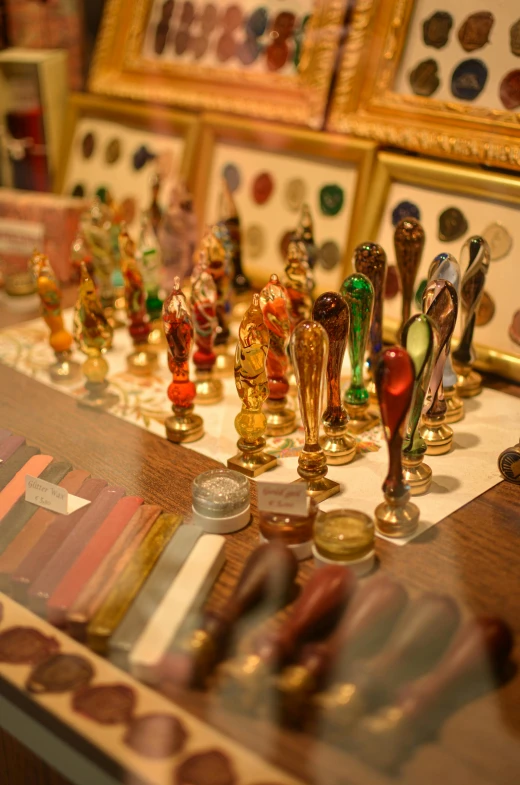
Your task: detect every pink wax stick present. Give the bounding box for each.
[0,454,53,520]
[0,434,24,462]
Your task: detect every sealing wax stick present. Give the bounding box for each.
[0,454,53,519]
[218,565,356,712]
[67,505,164,641]
[88,511,182,655]
[0,429,11,445]
[353,616,513,770]
[0,461,73,555]
[47,495,144,627]
[131,534,226,685]
[317,594,460,734]
[0,434,25,463]
[277,575,408,727]
[160,542,299,689]
[109,525,204,671]
[11,478,107,606]
[0,470,90,593]
[0,445,40,491]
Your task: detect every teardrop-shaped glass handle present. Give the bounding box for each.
[394,218,425,333]
[340,273,374,406]
[291,320,329,449]
[422,280,458,417]
[427,253,460,388]
[313,292,350,428]
[401,314,435,456]
[375,347,415,500]
[452,236,490,367]
[354,243,387,371]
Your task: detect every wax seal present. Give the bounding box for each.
[133,145,156,171]
[392,201,421,226]
[222,163,240,193]
[499,70,520,110]
[318,240,341,270]
[175,749,237,785]
[285,178,306,212]
[409,58,440,96]
[438,206,468,241]
[105,139,121,165]
[458,12,494,52]
[319,184,344,217]
[0,628,59,665]
[72,684,136,725]
[223,5,243,31]
[246,225,265,258]
[123,713,188,758]
[451,59,488,100]
[279,229,296,259]
[252,172,274,205]
[273,11,296,40]
[509,310,520,345]
[510,19,520,56]
[423,11,453,49]
[238,36,261,65]
[266,41,288,70]
[216,32,235,61]
[82,132,95,160]
[247,8,269,37]
[201,5,218,32]
[482,222,513,260]
[498,440,520,484]
[26,654,94,694]
[385,265,401,299]
[192,35,209,60]
[72,183,85,198]
[475,290,495,327]
[175,29,190,56]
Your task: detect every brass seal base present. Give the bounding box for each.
[228,437,278,478]
[127,348,158,377]
[456,368,482,398]
[419,414,453,455]
[402,453,432,495]
[375,491,419,538]
[50,351,81,384]
[444,385,464,423]
[293,476,340,503]
[195,370,224,405]
[165,406,204,443]
[213,347,235,378]
[294,447,340,501]
[319,424,356,465]
[78,380,118,411]
[345,401,379,434]
[264,398,296,437]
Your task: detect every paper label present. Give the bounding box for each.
[25,475,90,515]
[257,482,308,517]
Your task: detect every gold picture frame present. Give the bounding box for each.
[363,151,520,382]
[89,0,348,129]
[328,0,520,171]
[193,112,377,290]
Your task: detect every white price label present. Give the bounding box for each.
[257,482,309,517]
[25,475,90,515]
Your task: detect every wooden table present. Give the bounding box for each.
[1,354,519,785]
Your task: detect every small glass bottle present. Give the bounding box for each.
[313,509,375,575]
[259,498,318,561]
[192,469,250,534]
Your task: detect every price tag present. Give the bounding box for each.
[25,475,90,515]
[257,482,308,517]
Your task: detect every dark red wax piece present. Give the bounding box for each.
[252,172,274,205]
[72,684,136,725]
[26,653,94,694]
[124,713,188,758]
[175,750,237,785]
[0,627,59,664]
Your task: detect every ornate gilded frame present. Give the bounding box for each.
[89,0,348,129]
[193,113,377,288]
[328,0,520,171]
[365,152,520,383]
[55,92,200,195]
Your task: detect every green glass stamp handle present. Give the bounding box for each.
[452,236,490,367]
[422,280,458,417]
[340,273,374,407]
[401,314,436,457]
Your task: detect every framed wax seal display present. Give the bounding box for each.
[55,92,199,232]
[88,0,348,128]
[193,113,376,290]
[327,0,520,171]
[361,151,520,382]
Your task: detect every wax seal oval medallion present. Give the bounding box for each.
[252,172,274,205]
[438,207,468,241]
[174,749,237,785]
[510,19,520,56]
[458,12,494,52]
[409,58,440,96]
[319,184,344,217]
[475,290,495,327]
[26,654,94,694]
[423,11,453,49]
[72,684,136,725]
[385,265,401,300]
[499,70,520,110]
[285,178,306,212]
[509,310,520,346]
[247,8,269,37]
[392,200,421,227]
[482,222,513,260]
[318,240,341,270]
[124,713,188,758]
[0,628,60,665]
[82,132,95,160]
[222,163,240,193]
[451,59,488,100]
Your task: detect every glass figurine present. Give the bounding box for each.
[82,198,116,313]
[291,320,340,502]
[202,226,234,376]
[313,292,356,465]
[228,295,278,477]
[452,236,491,398]
[296,203,318,269]
[219,177,251,295]
[401,314,436,494]
[158,180,198,288]
[427,252,464,423]
[73,262,117,409]
[340,273,378,433]
[162,276,204,443]
[419,280,459,455]
[138,212,163,320]
[374,346,419,538]
[283,240,314,330]
[29,251,80,384]
[190,255,223,405]
[354,242,387,399]
[148,173,163,237]
[118,225,157,376]
[70,228,94,283]
[259,274,296,436]
[394,217,425,335]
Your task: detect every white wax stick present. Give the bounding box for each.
[130,534,225,685]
